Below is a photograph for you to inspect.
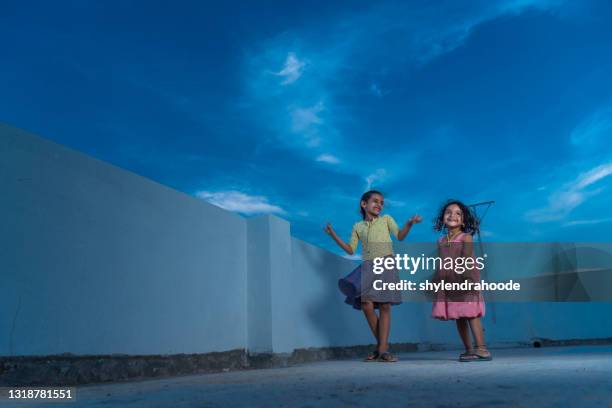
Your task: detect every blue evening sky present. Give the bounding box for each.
[2,1,612,254]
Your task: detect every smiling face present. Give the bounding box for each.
[443,203,464,230]
[361,193,384,218]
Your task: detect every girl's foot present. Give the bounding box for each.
[472,345,492,361]
[378,352,398,362]
[364,350,380,362]
[459,349,475,362]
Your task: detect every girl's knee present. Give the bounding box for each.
[361,302,374,311]
[379,303,390,312]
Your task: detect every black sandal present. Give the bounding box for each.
[364,350,380,362]
[459,350,475,362]
[378,352,398,362]
[472,345,492,361]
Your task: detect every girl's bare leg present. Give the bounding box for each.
[361,302,379,345]
[456,318,473,353]
[377,303,391,354]
[468,317,490,357]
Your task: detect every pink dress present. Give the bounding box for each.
[431,232,485,321]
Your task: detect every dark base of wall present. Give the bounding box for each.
[0,349,248,387]
[2,339,611,387]
[533,337,612,348]
[249,342,419,369]
[0,343,417,387]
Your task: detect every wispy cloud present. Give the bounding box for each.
[244,0,565,182]
[563,217,612,227]
[365,169,387,190]
[526,162,612,222]
[571,105,612,149]
[316,153,340,164]
[244,44,343,163]
[575,163,612,189]
[195,190,285,215]
[272,52,306,85]
[290,101,325,147]
[385,198,406,208]
[336,0,566,68]
[244,0,568,199]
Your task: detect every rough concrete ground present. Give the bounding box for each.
[4,345,612,408]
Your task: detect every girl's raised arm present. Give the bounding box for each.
[324,222,356,255]
[397,214,422,241]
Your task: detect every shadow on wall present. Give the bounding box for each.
[292,238,361,348]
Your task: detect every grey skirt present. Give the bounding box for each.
[360,256,403,306]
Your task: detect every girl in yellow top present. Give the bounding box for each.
[325,190,422,362]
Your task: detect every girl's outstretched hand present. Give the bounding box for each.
[324,222,354,255]
[408,214,423,225]
[398,215,422,240]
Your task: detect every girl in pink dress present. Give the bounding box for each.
[432,200,492,362]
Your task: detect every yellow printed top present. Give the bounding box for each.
[349,214,399,260]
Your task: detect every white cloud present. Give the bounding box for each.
[570,106,612,148]
[246,0,565,178]
[342,0,566,69]
[195,190,285,215]
[575,163,612,190]
[291,101,324,132]
[290,101,325,147]
[316,153,340,164]
[563,217,612,227]
[246,46,343,162]
[384,198,406,208]
[365,168,387,190]
[526,162,612,222]
[273,52,306,85]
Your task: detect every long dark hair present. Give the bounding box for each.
[433,199,479,235]
[359,190,383,219]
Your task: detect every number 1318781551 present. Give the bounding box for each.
[4,388,75,400]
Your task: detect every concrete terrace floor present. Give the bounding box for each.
[6,345,612,408]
